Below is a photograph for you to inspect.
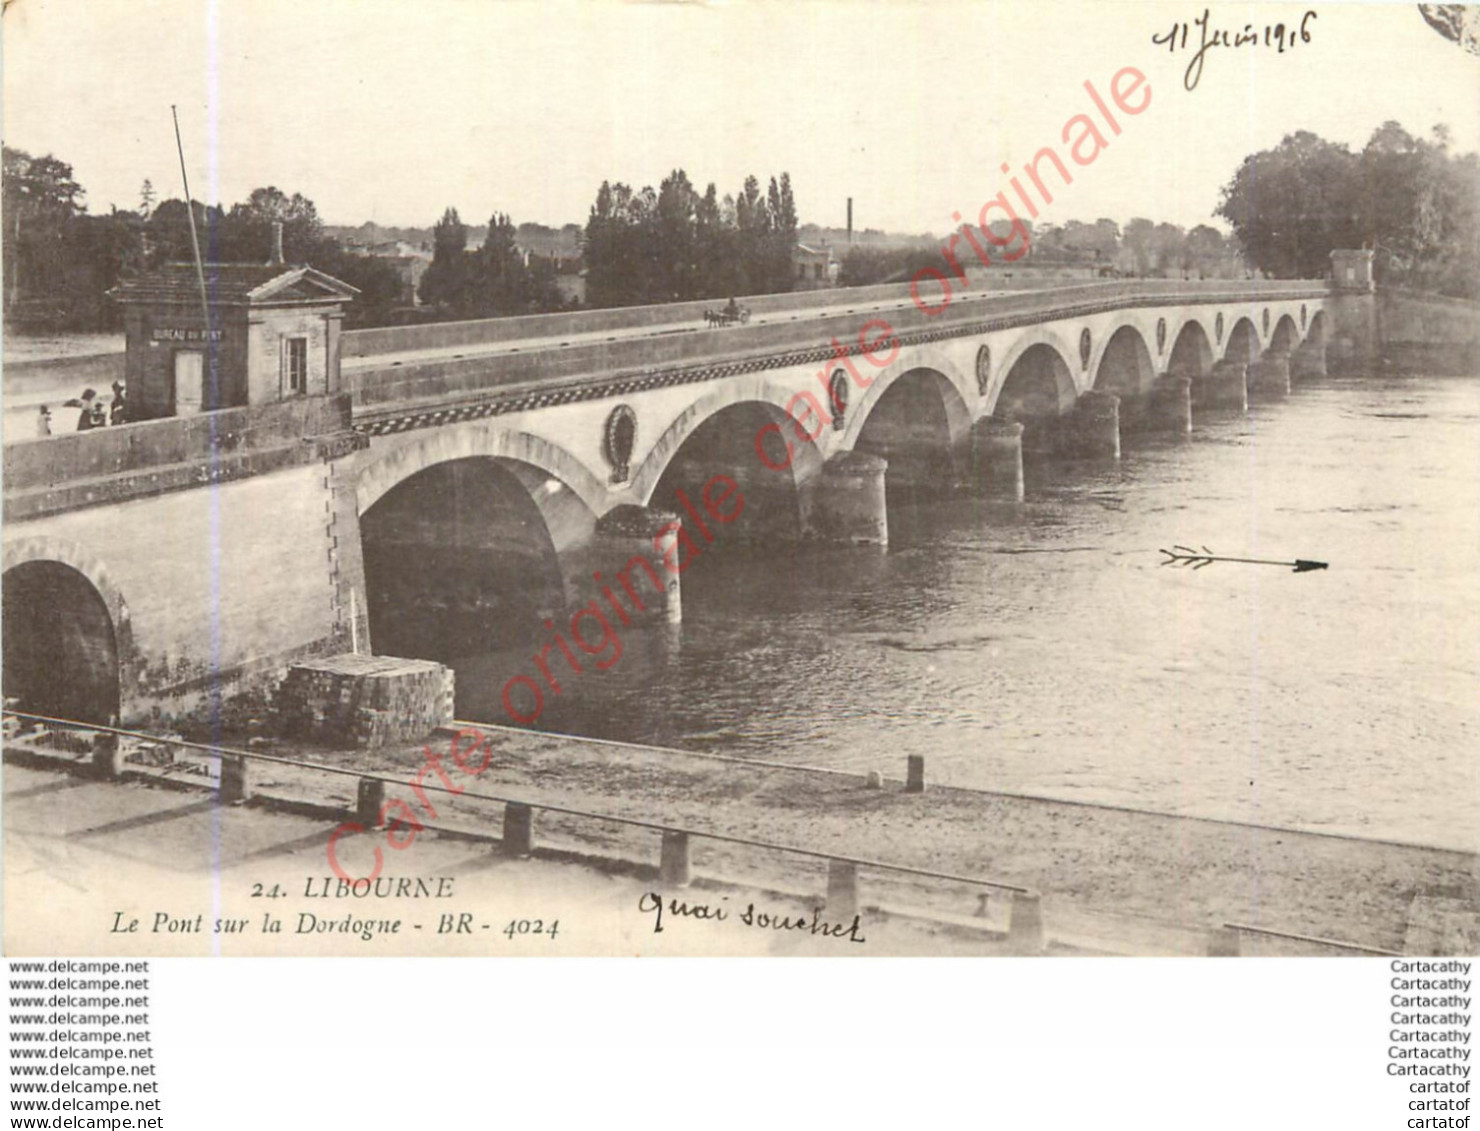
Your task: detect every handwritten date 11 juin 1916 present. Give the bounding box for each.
[1153,9,1317,91]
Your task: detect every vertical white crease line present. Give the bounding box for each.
[205,0,225,959]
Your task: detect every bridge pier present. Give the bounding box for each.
[1052,391,1121,460]
[591,505,684,626]
[1290,342,1327,380]
[1196,361,1249,412]
[968,419,1024,501]
[1131,374,1193,436]
[799,452,889,546]
[1248,352,1292,398]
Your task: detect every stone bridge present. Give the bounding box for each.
[2,275,1355,726]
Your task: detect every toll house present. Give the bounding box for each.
[111,225,358,420]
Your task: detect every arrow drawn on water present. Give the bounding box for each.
[1159,545,1329,573]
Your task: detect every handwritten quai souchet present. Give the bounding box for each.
[638,892,866,944]
[1153,8,1317,91]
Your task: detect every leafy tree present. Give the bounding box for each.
[1121,218,1156,275]
[580,169,800,306]
[418,207,471,310]
[734,174,769,294]
[1152,222,1187,275]
[1185,224,1233,278]
[473,211,562,315]
[215,185,323,263]
[583,181,639,307]
[144,198,222,266]
[1217,131,1363,278]
[3,147,88,318]
[765,173,799,293]
[695,182,736,298]
[656,169,699,301]
[1218,122,1479,296]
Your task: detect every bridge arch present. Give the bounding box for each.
[356,423,607,519]
[988,331,1080,419]
[628,377,824,507]
[2,536,132,725]
[1166,318,1216,378]
[838,350,975,448]
[1270,314,1300,356]
[1306,309,1328,345]
[1223,317,1261,365]
[1091,323,1159,397]
[356,428,603,663]
[847,365,973,531]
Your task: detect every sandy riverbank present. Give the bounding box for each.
[214,723,1478,954]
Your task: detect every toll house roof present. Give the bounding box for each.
[111,263,359,307]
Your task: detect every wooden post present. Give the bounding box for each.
[356,778,385,827]
[905,755,925,793]
[503,802,534,857]
[91,732,124,780]
[219,753,251,804]
[1007,891,1044,954]
[826,860,859,921]
[659,830,692,887]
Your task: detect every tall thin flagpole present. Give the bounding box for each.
[171,105,213,339]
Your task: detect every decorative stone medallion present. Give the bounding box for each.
[1215,312,1225,344]
[1262,308,1271,335]
[1156,317,1167,354]
[1301,304,1308,330]
[1079,328,1092,371]
[602,404,637,484]
[829,369,850,430]
[975,346,992,397]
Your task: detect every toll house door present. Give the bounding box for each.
[174,349,204,415]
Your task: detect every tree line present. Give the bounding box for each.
[6,121,1476,337]
[582,171,799,307]
[835,218,1248,288]
[1217,121,1480,298]
[416,207,567,319]
[2,148,407,331]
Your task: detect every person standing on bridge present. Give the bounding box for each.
[69,388,99,431]
[109,381,127,426]
[35,404,52,438]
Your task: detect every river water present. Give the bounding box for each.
[453,372,1480,851]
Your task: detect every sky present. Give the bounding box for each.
[3,0,1478,236]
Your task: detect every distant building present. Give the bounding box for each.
[793,243,840,290]
[345,240,432,306]
[554,267,586,306]
[110,227,357,419]
[515,245,585,307]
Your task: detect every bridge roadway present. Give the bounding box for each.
[0,276,1020,436]
[339,284,1026,375]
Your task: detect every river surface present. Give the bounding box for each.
[453,373,1480,851]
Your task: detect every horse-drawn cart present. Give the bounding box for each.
[704,305,750,327]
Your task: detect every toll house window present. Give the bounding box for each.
[284,337,308,395]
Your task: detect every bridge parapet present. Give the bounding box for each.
[3,393,361,522]
[343,276,1326,363]
[342,276,936,360]
[348,279,1328,433]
